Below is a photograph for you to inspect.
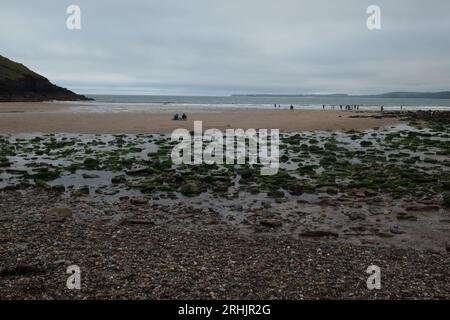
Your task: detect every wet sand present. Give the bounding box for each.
[0,102,400,134]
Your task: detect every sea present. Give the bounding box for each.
[52,95,450,113]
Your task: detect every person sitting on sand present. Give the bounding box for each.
[172,113,180,121]
[182,113,187,120]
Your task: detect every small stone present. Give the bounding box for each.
[348,212,366,221]
[299,230,339,238]
[48,207,73,220]
[390,227,405,235]
[406,205,439,212]
[130,198,148,205]
[396,213,418,222]
[121,219,155,226]
[260,218,282,228]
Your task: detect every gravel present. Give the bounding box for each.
[0,189,449,299]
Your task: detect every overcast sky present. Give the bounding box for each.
[1,0,449,95]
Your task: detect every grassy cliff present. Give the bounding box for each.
[0,55,92,102]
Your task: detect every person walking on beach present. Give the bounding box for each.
[290,105,294,110]
[323,104,325,110]
[381,105,384,112]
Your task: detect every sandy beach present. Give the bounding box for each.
[0,102,400,134]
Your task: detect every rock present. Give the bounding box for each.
[299,230,339,238]
[348,212,366,221]
[390,227,405,235]
[180,182,203,197]
[126,166,149,175]
[365,189,378,197]
[406,205,439,212]
[260,219,282,228]
[446,243,450,252]
[82,173,99,179]
[231,204,243,211]
[112,176,127,184]
[121,219,155,226]
[47,207,73,220]
[53,259,72,266]
[376,231,394,238]
[262,201,272,209]
[176,213,194,220]
[73,186,90,196]
[6,169,27,175]
[167,192,178,200]
[130,198,148,205]
[51,185,66,193]
[443,193,450,208]
[396,213,418,222]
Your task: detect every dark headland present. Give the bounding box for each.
[0,55,92,102]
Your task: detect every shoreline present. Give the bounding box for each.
[0,102,401,134]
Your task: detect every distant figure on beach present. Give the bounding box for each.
[172,113,179,121]
[182,113,187,120]
[340,105,343,110]
[290,105,294,110]
[381,106,384,112]
[274,104,277,109]
[322,105,325,110]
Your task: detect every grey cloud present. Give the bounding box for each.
[1,0,449,95]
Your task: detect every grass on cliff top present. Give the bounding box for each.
[0,54,42,81]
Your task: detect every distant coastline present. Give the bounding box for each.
[233,91,450,99]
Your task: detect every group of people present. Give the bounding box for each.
[322,104,361,111]
[172,113,188,121]
[321,104,387,112]
[274,104,295,110]
[274,103,384,111]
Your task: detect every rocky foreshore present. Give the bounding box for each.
[0,189,449,300]
[1,113,449,299]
